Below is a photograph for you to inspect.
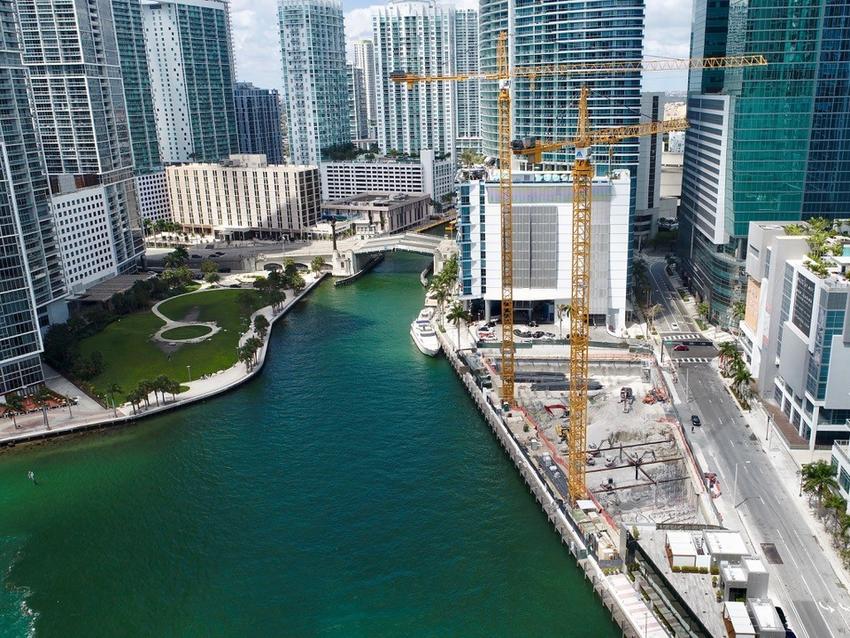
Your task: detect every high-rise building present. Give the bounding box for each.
[0,0,66,394]
[373,0,455,158]
[353,39,377,138]
[142,0,238,164]
[113,0,162,174]
[635,92,676,245]
[234,82,284,165]
[479,0,644,248]
[279,0,349,166]
[347,65,369,140]
[18,0,144,293]
[453,9,480,154]
[678,0,850,326]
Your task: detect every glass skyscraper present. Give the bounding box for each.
[479,0,644,251]
[234,82,284,165]
[679,0,850,325]
[278,0,349,166]
[0,0,65,394]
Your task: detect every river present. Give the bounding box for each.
[0,253,617,637]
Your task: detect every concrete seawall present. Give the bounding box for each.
[435,330,665,638]
[0,273,329,448]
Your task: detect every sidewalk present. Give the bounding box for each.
[0,272,327,447]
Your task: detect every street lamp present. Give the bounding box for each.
[186,364,192,383]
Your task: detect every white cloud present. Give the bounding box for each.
[231,0,694,96]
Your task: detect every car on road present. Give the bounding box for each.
[673,344,690,351]
[671,322,680,330]
[691,415,701,428]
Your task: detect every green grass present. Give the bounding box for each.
[79,289,261,401]
[160,325,213,340]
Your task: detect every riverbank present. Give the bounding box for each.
[0,272,327,448]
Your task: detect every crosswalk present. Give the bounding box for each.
[661,333,702,340]
[674,356,713,363]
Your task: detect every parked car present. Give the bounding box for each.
[673,344,690,351]
[671,322,680,330]
[691,415,701,427]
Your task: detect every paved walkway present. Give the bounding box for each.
[0,272,326,446]
[151,284,221,344]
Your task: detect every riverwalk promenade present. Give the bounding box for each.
[0,272,327,447]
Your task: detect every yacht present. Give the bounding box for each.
[410,309,441,356]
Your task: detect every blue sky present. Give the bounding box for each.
[230,0,691,96]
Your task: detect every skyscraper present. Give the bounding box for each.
[347,65,369,140]
[234,82,284,165]
[113,0,162,174]
[279,0,349,166]
[0,0,66,394]
[453,9,480,154]
[18,0,144,293]
[373,0,455,157]
[142,0,238,164]
[678,0,850,325]
[353,39,377,139]
[479,0,644,247]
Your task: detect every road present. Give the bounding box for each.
[647,254,850,638]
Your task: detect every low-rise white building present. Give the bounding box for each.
[321,192,431,237]
[166,154,320,239]
[320,149,453,204]
[136,171,171,222]
[52,186,125,294]
[457,170,631,335]
[741,221,850,447]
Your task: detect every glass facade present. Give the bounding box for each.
[480,0,644,252]
[234,82,283,164]
[113,0,162,174]
[680,0,850,323]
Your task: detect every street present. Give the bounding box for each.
[647,255,850,638]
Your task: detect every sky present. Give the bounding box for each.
[230,0,692,96]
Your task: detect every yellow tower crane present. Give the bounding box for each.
[393,35,766,502]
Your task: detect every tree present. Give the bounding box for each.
[459,148,485,167]
[290,272,306,292]
[446,302,472,351]
[717,342,738,376]
[732,301,746,323]
[254,314,270,339]
[310,255,326,275]
[431,285,450,325]
[154,375,171,405]
[802,460,839,509]
[107,383,122,417]
[137,380,152,407]
[164,246,189,268]
[4,393,26,429]
[166,379,182,402]
[697,302,710,321]
[205,272,220,284]
[556,303,572,338]
[200,258,218,275]
[645,304,662,330]
[732,366,753,401]
[823,491,847,532]
[266,289,286,313]
[34,387,52,429]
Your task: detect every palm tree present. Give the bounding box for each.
[717,342,738,376]
[137,380,152,408]
[446,302,472,351]
[732,366,753,401]
[556,303,572,338]
[107,383,122,417]
[34,387,52,429]
[167,379,182,402]
[4,393,26,429]
[801,460,839,509]
[431,285,450,325]
[155,375,171,405]
[823,492,847,532]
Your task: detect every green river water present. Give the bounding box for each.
[0,253,618,637]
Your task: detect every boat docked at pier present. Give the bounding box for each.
[410,308,441,357]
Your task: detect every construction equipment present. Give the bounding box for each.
[393,34,767,503]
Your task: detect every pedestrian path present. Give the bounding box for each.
[660,332,703,341]
[674,357,712,363]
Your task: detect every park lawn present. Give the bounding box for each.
[79,289,261,401]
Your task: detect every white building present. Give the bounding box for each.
[136,171,172,222]
[142,0,237,164]
[635,92,678,245]
[373,0,455,157]
[352,39,377,138]
[322,192,431,237]
[166,155,320,239]
[320,149,453,203]
[347,64,369,140]
[52,186,122,294]
[741,221,850,448]
[453,9,480,154]
[279,0,349,166]
[457,171,631,335]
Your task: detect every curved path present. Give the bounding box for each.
[151,285,222,344]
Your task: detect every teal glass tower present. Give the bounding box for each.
[479,0,644,253]
[679,0,850,326]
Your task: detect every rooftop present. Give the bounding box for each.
[75,273,156,303]
[748,598,784,632]
[704,530,749,557]
[324,192,430,208]
[724,601,755,634]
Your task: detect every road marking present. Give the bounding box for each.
[840,603,850,612]
[794,528,837,596]
[819,601,835,613]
